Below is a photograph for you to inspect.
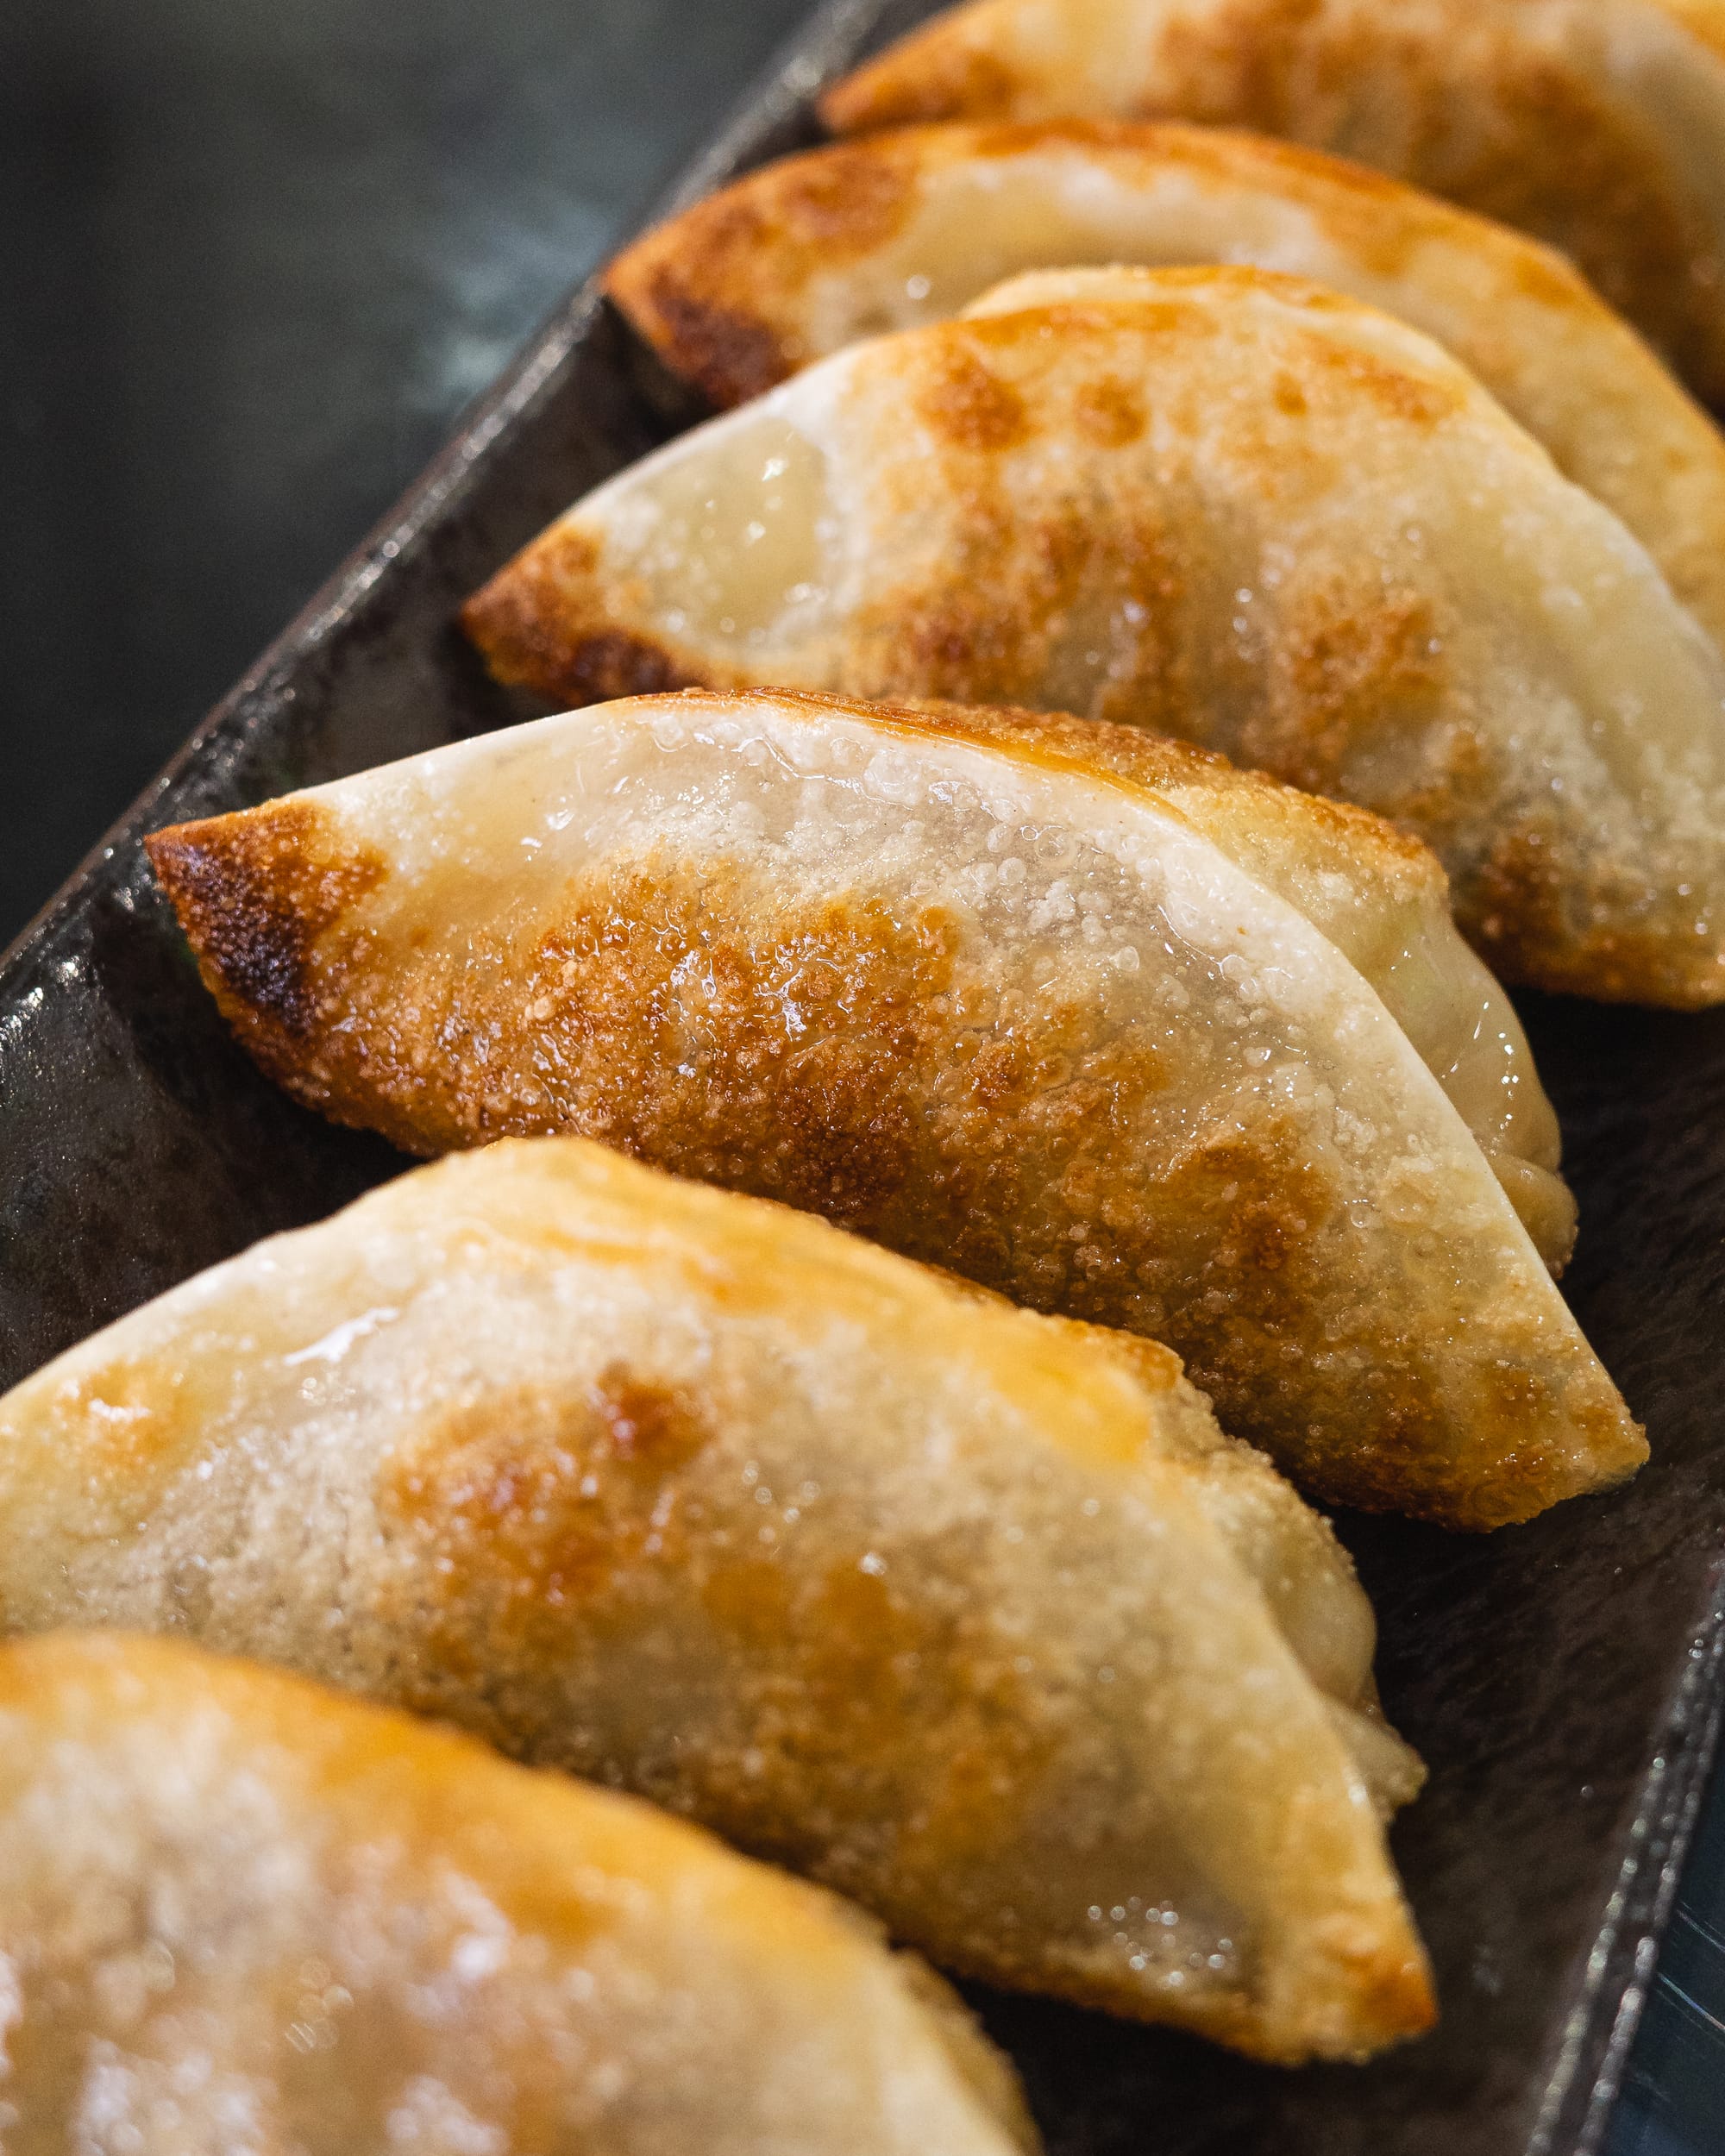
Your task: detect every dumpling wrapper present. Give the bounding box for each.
[605,118,1725,654]
[462,267,1725,1006]
[143,687,1644,1526]
[0,1631,1037,2153]
[818,0,1725,405]
[0,1138,1434,2064]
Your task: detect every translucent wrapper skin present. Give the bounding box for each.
[462,270,1725,1007]
[605,118,1725,653]
[143,688,1643,1526]
[0,1632,1038,2155]
[0,1143,1433,2063]
[818,0,1725,405]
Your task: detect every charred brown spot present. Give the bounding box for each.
[693,1548,1057,1895]
[1460,819,1725,1010]
[1073,373,1146,446]
[820,38,1022,135]
[380,1370,713,1655]
[915,342,1032,453]
[1254,576,1449,801]
[848,480,1169,718]
[604,141,919,408]
[632,272,792,408]
[769,139,922,250]
[146,802,384,1046]
[558,630,702,703]
[461,524,706,706]
[1294,333,1459,428]
[593,1377,695,1462]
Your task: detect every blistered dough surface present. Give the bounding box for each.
[146,691,1643,1524]
[0,1144,1432,2062]
[817,0,1725,403]
[465,276,1725,1006]
[606,119,1725,651]
[0,1631,1036,2155]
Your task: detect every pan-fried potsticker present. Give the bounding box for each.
[819,0,1725,404]
[146,692,1644,1526]
[605,120,1725,650]
[0,1631,1038,2153]
[466,270,1725,1007]
[0,1143,1435,2060]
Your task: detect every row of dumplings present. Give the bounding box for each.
[9,0,1717,2140]
[1,1139,1425,2147]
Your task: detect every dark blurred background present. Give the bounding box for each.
[1,2,1720,2147]
[0,0,811,938]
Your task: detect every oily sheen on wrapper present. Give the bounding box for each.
[605,118,1725,652]
[0,1140,1433,2064]
[463,270,1725,1007]
[818,0,1725,404]
[0,1633,1037,2154]
[143,688,1644,1528]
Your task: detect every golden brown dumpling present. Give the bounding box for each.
[0,1140,1434,2062]
[819,0,1725,403]
[463,268,1725,1006]
[0,1631,1037,2153]
[605,119,1725,652]
[144,688,1644,1526]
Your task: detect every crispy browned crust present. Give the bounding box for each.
[816,0,1725,401]
[147,799,436,1154]
[461,527,706,708]
[821,20,1024,133]
[1469,818,1725,1007]
[145,803,386,1062]
[605,133,929,404]
[145,693,1647,1530]
[605,118,1611,410]
[631,272,792,408]
[459,274,1725,1012]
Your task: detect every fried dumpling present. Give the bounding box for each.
[144,688,1644,1525]
[0,1139,1434,2063]
[0,1631,1037,2153]
[818,0,1725,404]
[605,119,1725,651]
[462,268,1725,1006]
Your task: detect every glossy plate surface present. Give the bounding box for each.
[2,4,1722,2149]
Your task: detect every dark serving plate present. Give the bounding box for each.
[3,2,1722,2148]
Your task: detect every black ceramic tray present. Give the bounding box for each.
[3,3,1723,2149]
